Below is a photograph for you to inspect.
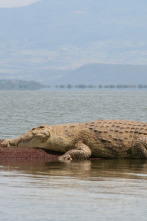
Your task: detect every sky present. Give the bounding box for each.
[0,0,147,81]
[0,0,40,8]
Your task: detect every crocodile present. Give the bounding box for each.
[1,120,147,161]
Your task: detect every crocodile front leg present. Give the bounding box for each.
[132,137,147,159]
[58,141,92,162]
[1,125,50,148]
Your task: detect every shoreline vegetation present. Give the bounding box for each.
[0,80,45,90]
[0,80,147,90]
[55,84,147,89]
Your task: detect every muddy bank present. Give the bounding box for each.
[0,139,60,162]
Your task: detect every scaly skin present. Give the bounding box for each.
[1,120,147,161]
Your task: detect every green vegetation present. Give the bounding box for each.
[55,84,147,89]
[0,80,47,90]
[0,80,146,90]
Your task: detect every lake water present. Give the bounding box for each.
[0,90,147,220]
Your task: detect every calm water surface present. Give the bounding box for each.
[0,90,147,220]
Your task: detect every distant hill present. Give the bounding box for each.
[0,80,46,90]
[0,0,147,78]
[1,63,147,87]
[55,63,147,85]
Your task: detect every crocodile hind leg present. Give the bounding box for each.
[58,141,92,162]
[132,137,147,159]
[1,125,50,148]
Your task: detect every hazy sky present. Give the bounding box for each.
[0,0,40,8]
[0,0,146,80]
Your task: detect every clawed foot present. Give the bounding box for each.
[1,138,19,147]
[58,154,72,162]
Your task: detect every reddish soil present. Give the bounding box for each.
[0,139,60,162]
[0,139,101,162]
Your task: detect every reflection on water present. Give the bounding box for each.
[1,159,147,179]
[0,159,147,221]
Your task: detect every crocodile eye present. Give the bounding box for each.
[39,125,45,129]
